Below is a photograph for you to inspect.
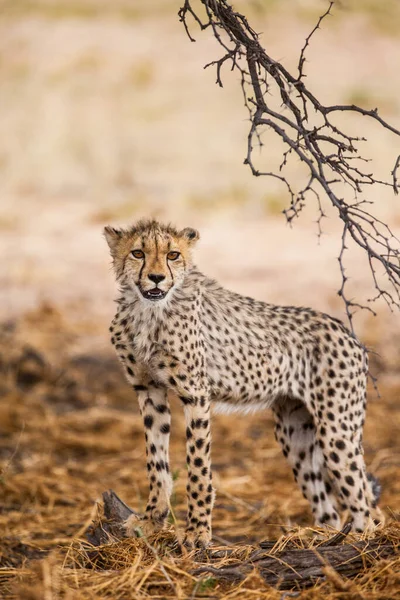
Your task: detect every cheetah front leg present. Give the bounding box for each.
[181,395,215,548]
[125,386,172,538]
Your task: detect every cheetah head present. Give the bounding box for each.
[104,219,199,302]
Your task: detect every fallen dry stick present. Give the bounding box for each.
[85,489,137,546]
[195,536,396,589]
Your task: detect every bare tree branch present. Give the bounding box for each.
[392,154,400,195]
[178,0,400,333]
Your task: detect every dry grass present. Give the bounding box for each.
[0,304,399,599]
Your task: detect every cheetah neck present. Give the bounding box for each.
[117,267,207,326]
[115,268,207,364]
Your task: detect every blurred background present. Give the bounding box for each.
[1,3,400,596]
[1,0,399,338]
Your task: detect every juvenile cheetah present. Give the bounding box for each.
[104,219,380,548]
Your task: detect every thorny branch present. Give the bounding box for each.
[178,0,400,334]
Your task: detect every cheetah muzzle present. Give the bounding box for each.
[140,287,168,301]
[104,218,382,548]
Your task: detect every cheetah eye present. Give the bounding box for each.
[167,251,180,261]
[131,250,144,259]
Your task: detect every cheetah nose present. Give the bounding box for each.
[148,274,166,284]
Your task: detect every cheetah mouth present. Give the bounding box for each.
[141,287,168,301]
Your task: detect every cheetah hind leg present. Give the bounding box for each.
[316,423,381,533]
[272,396,341,530]
[367,472,385,527]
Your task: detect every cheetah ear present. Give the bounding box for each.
[104,226,124,253]
[180,227,199,245]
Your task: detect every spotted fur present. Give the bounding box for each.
[104,219,380,548]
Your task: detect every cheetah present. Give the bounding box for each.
[104,219,381,548]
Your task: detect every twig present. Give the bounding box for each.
[392,154,400,195]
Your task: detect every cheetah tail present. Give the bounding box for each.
[367,472,382,507]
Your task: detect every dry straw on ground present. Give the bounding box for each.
[0,305,399,599]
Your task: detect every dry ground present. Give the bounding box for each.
[1,0,400,598]
[0,300,399,599]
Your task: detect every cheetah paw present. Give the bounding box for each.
[183,530,211,549]
[124,514,158,538]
